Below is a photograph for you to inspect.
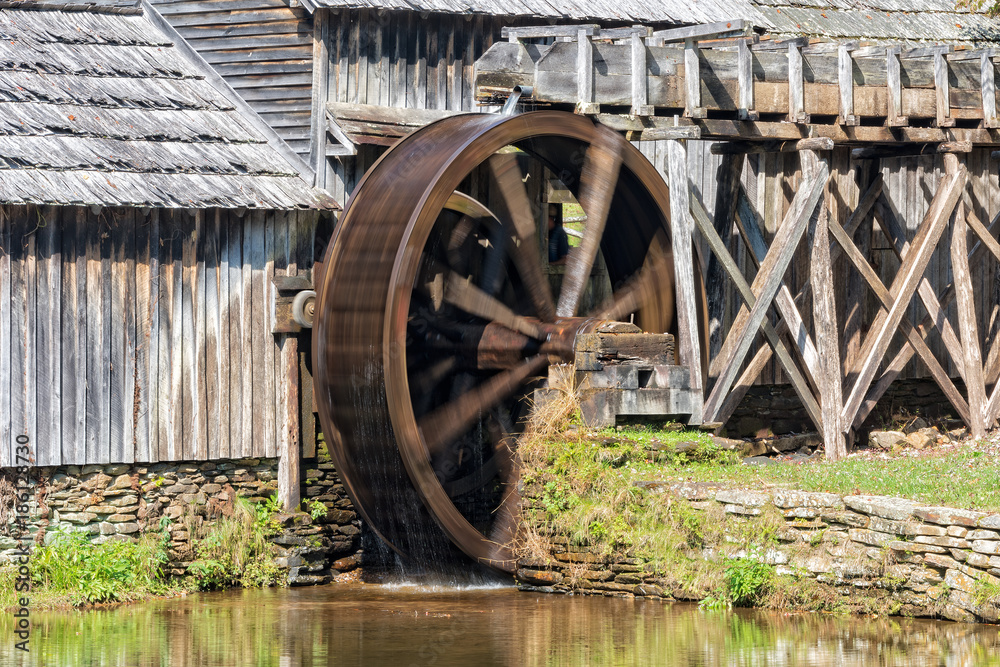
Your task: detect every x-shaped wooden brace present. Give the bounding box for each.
[691,151,829,435]
[839,162,968,433]
[848,166,1000,436]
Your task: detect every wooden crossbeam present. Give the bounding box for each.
[690,192,822,428]
[871,195,968,385]
[709,172,884,430]
[827,204,972,426]
[700,156,827,426]
[854,206,1000,429]
[841,166,966,429]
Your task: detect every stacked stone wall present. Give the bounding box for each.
[517,484,1000,623]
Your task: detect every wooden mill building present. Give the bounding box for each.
[0,0,335,485]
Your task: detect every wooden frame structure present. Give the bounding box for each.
[476,25,1000,458]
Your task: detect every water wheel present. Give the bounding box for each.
[313,111,704,573]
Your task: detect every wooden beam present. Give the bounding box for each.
[839,43,858,126]
[946,153,987,438]
[840,166,966,429]
[503,25,598,41]
[983,50,998,129]
[309,9,330,187]
[577,29,598,115]
[887,46,908,127]
[666,138,703,424]
[788,41,808,123]
[737,38,757,121]
[650,19,750,44]
[712,138,834,154]
[828,202,972,427]
[684,38,706,118]
[691,192,822,428]
[808,152,845,460]
[632,33,653,116]
[935,47,956,127]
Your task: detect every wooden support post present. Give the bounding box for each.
[666,137,703,424]
[946,153,987,438]
[887,47,908,127]
[278,335,301,512]
[839,43,858,126]
[705,153,743,365]
[576,30,598,115]
[935,48,956,127]
[806,150,846,459]
[309,9,330,189]
[631,33,653,116]
[983,51,998,129]
[788,41,808,123]
[684,38,706,118]
[737,39,757,121]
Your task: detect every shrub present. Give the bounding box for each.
[188,496,283,590]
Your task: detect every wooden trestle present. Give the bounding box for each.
[475,23,1000,458]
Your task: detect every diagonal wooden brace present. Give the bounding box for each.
[840,166,966,429]
[696,158,828,427]
[828,213,972,427]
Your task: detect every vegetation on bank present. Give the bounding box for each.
[0,496,290,611]
[519,398,1000,612]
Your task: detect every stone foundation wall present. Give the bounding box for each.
[517,484,1000,623]
[0,441,364,585]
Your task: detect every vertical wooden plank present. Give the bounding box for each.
[348,11,362,105]
[838,44,858,126]
[737,39,756,121]
[948,156,987,438]
[36,206,61,465]
[216,211,232,461]
[155,210,172,463]
[277,335,300,511]
[667,139,704,424]
[416,14,428,109]
[405,11,417,108]
[706,153,743,363]
[10,208,36,466]
[205,210,222,462]
[134,208,152,463]
[310,9,330,189]
[380,12,391,108]
[808,154,845,459]
[788,42,807,123]
[683,38,702,118]
[122,209,137,463]
[887,47,908,127]
[576,29,594,114]
[983,52,998,129]
[169,211,184,462]
[263,212,277,459]
[229,212,245,461]
[935,50,955,127]
[245,211,261,458]
[194,210,209,462]
[109,209,135,464]
[367,10,383,107]
[0,207,10,468]
[445,18,457,111]
[180,211,196,461]
[85,209,108,464]
[336,10,349,105]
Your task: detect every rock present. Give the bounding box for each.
[743,456,779,466]
[849,529,895,548]
[924,553,962,570]
[821,510,869,528]
[770,433,823,453]
[902,417,929,433]
[978,514,1000,530]
[888,541,946,554]
[634,584,664,597]
[869,431,907,450]
[518,569,564,586]
[972,540,1000,555]
[947,526,969,538]
[715,490,770,507]
[332,555,361,572]
[844,495,918,521]
[905,432,933,450]
[966,553,991,568]
[968,529,1000,540]
[553,551,606,564]
[914,535,971,549]
[914,506,987,527]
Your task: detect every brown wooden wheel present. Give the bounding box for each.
[313,111,705,573]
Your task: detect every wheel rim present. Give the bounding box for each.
[314,111,704,573]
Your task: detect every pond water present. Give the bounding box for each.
[2,582,999,666]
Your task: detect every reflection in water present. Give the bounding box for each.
[1,583,999,666]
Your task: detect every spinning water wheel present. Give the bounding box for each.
[313,111,705,573]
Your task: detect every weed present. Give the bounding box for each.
[187,496,283,590]
[973,577,1000,606]
[723,557,775,607]
[302,498,328,521]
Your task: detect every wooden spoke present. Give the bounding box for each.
[556,124,624,318]
[592,231,673,325]
[488,154,556,322]
[419,355,548,457]
[444,271,542,339]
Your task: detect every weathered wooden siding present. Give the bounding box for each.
[151,0,316,157]
[322,10,528,205]
[0,205,317,468]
